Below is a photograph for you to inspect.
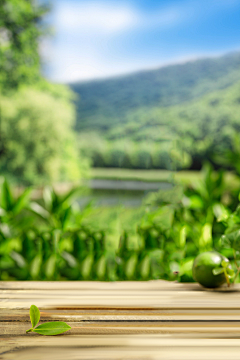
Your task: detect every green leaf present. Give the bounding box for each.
[10,251,26,268]
[30,254,42,278]
[213,203,230,223]
[187,195,204,210]
[199,223,212,249]
[45,254,56,279]
[60,187,81,206]
[30,305,40,328]
[212,267,224,275]
[61,251,77,268]
[179,225,187,249]
[179,258,194,277]
[1,179,14,211]
[221,234,231,248]
[227,268,235,278]
[63,207,72,226]
[221,260,228,268]
[0,207,6,217]
[43,186,54,211]
[12,188,32,215]
[33,322,71,336]
[29,202,50,220]
[221,230,240,251]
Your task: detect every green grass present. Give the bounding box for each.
[90,168,200,183]
[90,168,240,189]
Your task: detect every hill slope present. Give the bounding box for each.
[77,80,240,170]
[70,51,240,131]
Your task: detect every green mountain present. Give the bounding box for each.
[70,51,240,132]
[77,79,240,170]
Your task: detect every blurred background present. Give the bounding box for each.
[1,0,240,281]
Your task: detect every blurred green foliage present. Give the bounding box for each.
[1,165,240,282]
[78,135,191,170]
[0,0,89,184]
[0,0,49,90]
[0,86,89,184]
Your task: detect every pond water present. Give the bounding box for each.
[78,179,173,207]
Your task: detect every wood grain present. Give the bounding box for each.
[1,281,240,359]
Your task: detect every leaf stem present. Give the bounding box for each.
[223,268,230,287]
[234,267,240,283]
[233,249,238,268]
[26,328,33,333]
[233,249,240,284]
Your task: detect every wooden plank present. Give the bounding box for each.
[2,308,240,321]
[2,336,240,360]
[0,280,195,290]
[2,321,240,337]
[1,281,240,359]
[1,288,240,309]
[1,280,238,291]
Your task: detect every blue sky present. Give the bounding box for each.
[42,0,240,83]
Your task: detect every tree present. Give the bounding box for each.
[0,0,49,90]
[0,86,89,184]
[0,0,88,184]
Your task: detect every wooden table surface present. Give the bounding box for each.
[1,280,240,359]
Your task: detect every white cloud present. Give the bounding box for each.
[54,1,186,36]
[43,0,239,83]
[55,2,139,35]
[44,1,188,82]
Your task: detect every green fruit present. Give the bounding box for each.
[192,251,230,288]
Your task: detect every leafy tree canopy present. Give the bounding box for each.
[0,87,89,185]
[0,0,49,90]
[0,0,88,184]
